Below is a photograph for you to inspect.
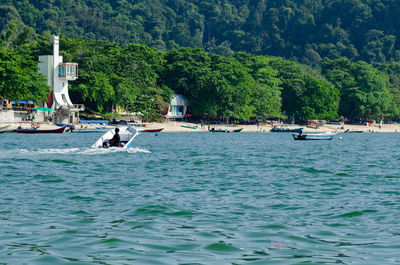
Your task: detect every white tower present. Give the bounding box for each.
[38,36,84,123]
[51,36,77,109]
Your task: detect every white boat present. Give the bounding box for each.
[292,130,337,140]
[73,127,111,133]
[0,124,11,133]
[92,126,139,149]
[72,124,115,133]
[303,130,338,135]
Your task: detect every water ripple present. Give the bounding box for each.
[1,132,400,264]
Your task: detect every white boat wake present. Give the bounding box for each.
[8,147,151,155]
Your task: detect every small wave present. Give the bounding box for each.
[69,195,95,201]
[6,147,151,155]
[130,147,151,153]
[301,167,331,174]
[336,209,378,218]
[49,159,74,164]
[336,172,350,176]
[205,242,242,252]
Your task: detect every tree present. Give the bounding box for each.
[268,57,307,119]
[296,75,339,120]
[0,40,48,102]
[63,37,172,120]
[161,47,218,116]
[161,47,256,120]
[322,57,395,121]
[378,62,400,117]
[234,52,283,119]
[209,54,253,120]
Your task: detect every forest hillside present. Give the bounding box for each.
[1,0,399,65]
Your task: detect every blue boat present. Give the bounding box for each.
[79,119,108,124]
[292,131,337,140]
[54,122,74,128]
[326,122,343,125]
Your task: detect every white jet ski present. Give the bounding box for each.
[91,126,139,149]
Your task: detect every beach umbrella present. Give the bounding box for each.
[35,107,54,112]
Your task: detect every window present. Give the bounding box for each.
[58,65,66,77]
[58,63,78,78]
[67,65,75,76]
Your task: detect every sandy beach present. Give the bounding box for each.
[140,121,400,133]
[2,121,400,133]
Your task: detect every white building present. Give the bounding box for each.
[38,36,84,124]
[167,94,188,119]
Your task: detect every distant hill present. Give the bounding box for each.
[1,0,400,65]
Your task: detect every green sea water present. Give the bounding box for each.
[1,131,400,264]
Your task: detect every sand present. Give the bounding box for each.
[141,121,400,133]
[2,121,399,133]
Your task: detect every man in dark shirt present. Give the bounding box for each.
[109,128,120,147]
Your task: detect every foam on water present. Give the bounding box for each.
[1,147,151,155]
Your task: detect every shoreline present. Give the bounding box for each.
[138,121,400,133]
[2,121,399,133]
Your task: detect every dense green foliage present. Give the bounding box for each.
[323,58,395,121]
[1,0,400,65]
[1,29,400,122]
[59,38,174,119]
[161,48,255,120]
[0,35,48,103]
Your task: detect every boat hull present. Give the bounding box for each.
[54,122,74,128]
[72,127,111,133]
[181,125,197,129]
[271,128,303,133]
[326,122,343,125]
[16,126,66,134]
[344,130,363,133]
[0,125,11,133]
[292,132,336,140]
[209,128,243,133]
[139,128,164,133]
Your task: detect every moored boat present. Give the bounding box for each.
[292,131,337,140]
[54,122,74,128]
[139,128,164,133]
[92,126,139,149]
[344,129,363,133]
[209,128,243,133]
[326,121,343,125]
[54,122,75,132]
[181,124,198,129]
[0,124,11,133]
[72,126,111,133]
[270,125,303,133]
[16,126,66,134]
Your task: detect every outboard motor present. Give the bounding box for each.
[102,140,110,148]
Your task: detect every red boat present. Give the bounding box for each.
[16,126,66,134]
[140,128,164,133]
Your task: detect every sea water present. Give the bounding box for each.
[0,132,400,264]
